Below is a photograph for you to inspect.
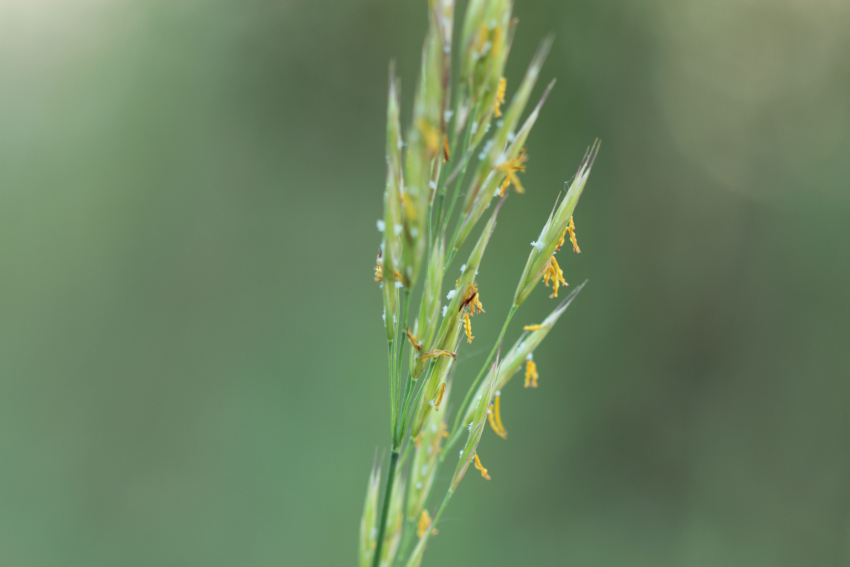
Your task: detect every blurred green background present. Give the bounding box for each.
[2,0,849,565]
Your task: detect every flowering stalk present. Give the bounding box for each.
[365,2,600,565]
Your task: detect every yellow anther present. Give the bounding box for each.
[475,23,488,53]
[568,216,580,254]
[406,328,422,351]
[442,134,451,163]
[416,118,440,155]
[413,433,423,448]
[460,283,477,308]
[421,349,456,360]
[555,227,567,252]
[374,250,383,282]
[463,312,474,344]
[494,391,507,436]
[542,256,567,298]
[494,77,507,118]
[417,510,432,538]
[400,191,418,222]
[497,147,528,196]
[460,283,485,315]
[471,293,485,316]
[490,25,502,58]
[434,383,446,411]
[523,324,544,331]
[487,404,498,435]
[473,453,491,480]
[524,359,538,388]
[487,393,508,439]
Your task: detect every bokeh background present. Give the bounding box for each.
[2,0,849,565]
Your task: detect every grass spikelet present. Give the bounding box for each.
[359,460,381,567]
[451,351,500,490]
[513,141,599,307]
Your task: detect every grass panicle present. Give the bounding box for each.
[362,2,600,565]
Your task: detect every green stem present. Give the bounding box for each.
[394,290,411,444]
[399,369,428,438]
[371,448,400,567]
[392,420,419,566]
[388,340,396,438]
[440,148,473,245]
[395,370,413,443]
[438,117,475,239]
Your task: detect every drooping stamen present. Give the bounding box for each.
[494,391,507,436]
[417,510,432,538]
[568,216,580,253]
[497,147,528,196]
[542,256,567,298]
[459,283,483,313]
[555,227,567,252]
[374,250,383,282]
[470,292,485,316]
[421,350,456,360]
[487,393,508,439]
[406,328,422,351]
[487,404,499,436]
[434,383,446,411]
[463,312,474,344]
[524,359,538,388]
[494,77,507,118]
[473,453,491,480]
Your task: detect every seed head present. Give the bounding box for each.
[458,0,512,139]
[453,67,555,254]
[400,0,455,288]
[513,141,599,307]
[381,64,404,340]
